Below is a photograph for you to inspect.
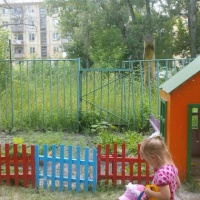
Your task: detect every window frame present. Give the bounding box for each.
[29,33,35,41]
[52,33,59,41]
[30,47,35,54]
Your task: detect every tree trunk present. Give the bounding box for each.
[145,0,151,31]
[126,0,136,24]
[143,0,154,85]
[187,0,197,57]
[143,33,155,86]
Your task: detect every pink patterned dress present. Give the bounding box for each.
[152,164,178,200]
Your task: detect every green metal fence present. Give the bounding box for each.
[0,58,80,131]
[79,58,194,131]
[0,58,194,131]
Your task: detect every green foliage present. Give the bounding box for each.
[12,137,25,144]
[0,29,9,59]
[173,18,189,56]
[95,130,144,156]
[79,111,102,131]
[90,121,118,134]
[196,11,200,54]
[90,27,127,65]
[44,0,193,63]
[34,132,62,154]
[0,29,10,91]
[5,133,63,156]
[8,136,27,156]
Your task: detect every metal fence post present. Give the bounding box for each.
[77,58,82,132]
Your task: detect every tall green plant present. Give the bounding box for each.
[0,29,10,92]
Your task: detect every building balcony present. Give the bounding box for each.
[13,40,24,46]
[11,26,24,32]
[61,38,68,43]
[61,36,72,43]
[13,53,24,59]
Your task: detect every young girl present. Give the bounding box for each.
[140,133,181,200]
[118,132,181,200]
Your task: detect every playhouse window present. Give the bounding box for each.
[160,99,167,139]
[192,116,198,129]
[192,108,198,113]
[192,108,199,129]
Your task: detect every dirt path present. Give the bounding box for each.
[175,186,200,200]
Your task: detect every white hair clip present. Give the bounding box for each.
[149,131,160,139]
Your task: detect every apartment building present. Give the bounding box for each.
[0,0,67,59]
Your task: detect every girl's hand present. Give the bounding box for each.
[144,187,152,198]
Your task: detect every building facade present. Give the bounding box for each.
[0,0,66,59]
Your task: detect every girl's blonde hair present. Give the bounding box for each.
[140,135,174,165]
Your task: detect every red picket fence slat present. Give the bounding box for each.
[97,143,153,185]
[0,143,35,188]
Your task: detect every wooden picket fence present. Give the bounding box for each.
[0,143,153,192]
[35,144,97,192]
[97,143,153,185]
[0,143,35,187]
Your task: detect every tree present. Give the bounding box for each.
[173,18,189,56]
[0,28,10,91]
[187,0,197,57]
[44,0,195,65]
[0,29,9,59]
[89,27,127,67]
[45,0,98,68]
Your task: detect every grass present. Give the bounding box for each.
[0,181,199,200]
[0,185,125,200]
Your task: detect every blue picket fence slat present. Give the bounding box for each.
[35,144,97,192]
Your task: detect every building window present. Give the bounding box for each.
[41,32,47,44]
[28,20,34,26]
[15,34,23,40]
[41,46,47,57]
[53,46,59,53]
[14,47,23,54]
[30,47,35,53]
[13,7,23,15]
[40,18,46,30]
[27,6,34,13]
[29,33,35,41]
[13,19,21,24]
[52,18,58,27]
[2,21,8,28]
[2,8,9,15]
[52,33,59,40]
[39,8,46,18]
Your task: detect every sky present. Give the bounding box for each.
[0,0,43,5]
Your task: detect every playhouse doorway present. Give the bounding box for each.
[188,106,200,181]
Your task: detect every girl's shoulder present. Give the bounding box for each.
[157,164,178,174]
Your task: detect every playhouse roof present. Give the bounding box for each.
[159,56,200,93]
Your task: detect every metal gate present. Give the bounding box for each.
[78,58,194,131]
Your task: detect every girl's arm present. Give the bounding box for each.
[176,176,181,189]
[144,185,170,200]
